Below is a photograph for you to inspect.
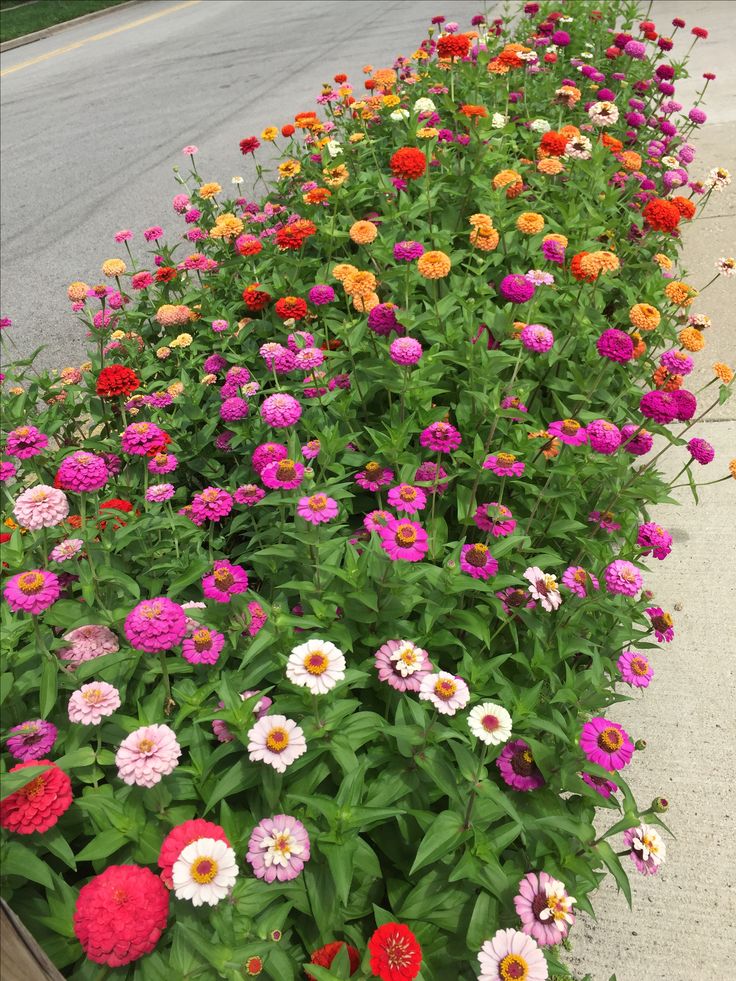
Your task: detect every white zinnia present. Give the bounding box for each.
[491,113,508,129]
[413,97,436,114]
[523,566,562,612]
[588,101,619,127]
[390,108,410,122]
[468,702,512,746]
[632,824,666,864]
[529,118,551,134]
[172,837,238,907]
[287,639,346,694]
[326,140,343,158]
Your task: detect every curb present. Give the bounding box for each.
[0,0,142,53]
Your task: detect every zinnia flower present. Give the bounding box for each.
[514,872,576,947]
[419,421,462,453]
[460,543,498,580]
[116,724,181,787]
[523,567,561,612]
[248,715,307,773]
[646,606,675,642]
[484,453,524,477]
[57,451,109,493]
[604,559,643,596]
[124,597,186,652]
[497,739,544,791]
[618,650,654,688]
[68,682,121,724]
[4,569,60,615]
[387,484,427,514]
[6,720,58,761]
[374,639,432,692]
[355,461,394,490]
[478,928,549,981]
[624,823,666,875]
[579,717,634,769]
[286,639,346,694]
[368,922,422,981]
[246,814,310,882]
[418,671,470,715]
[297,493,338,524]
[378,518,429,562]
[0,760,72,834]
[73,865,169,967]
[202,560,249,603]
[13,485,69,530]
[172,837,238,906]
[182,627,225,665]
[468,703,512,746]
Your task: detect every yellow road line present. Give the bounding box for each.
[1,0,201,77]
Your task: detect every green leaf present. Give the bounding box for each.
[410,811,466,875]
[596,841,632,908]
[0,764,50,800]
[76,828,130,861]
[1,841,54,887]
[39,657,58,718]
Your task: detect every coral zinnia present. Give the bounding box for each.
[389,147,426,181]
[74,865,169,967]
[0,760,72,834]
[368,922,422,981]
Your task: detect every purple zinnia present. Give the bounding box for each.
[597,329,634,363]
[687,437,714,465]
[393,240,424,262]
[6,720,58,761]
[499,275,536,303]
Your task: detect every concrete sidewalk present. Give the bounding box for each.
[567,3,736,978]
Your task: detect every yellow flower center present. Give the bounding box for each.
[18,572,45,594]
[191,856,218,884]
[266,727,289,752]
[499,953,529,980]
[214,568,234,588]
[22,776,45,800]
[140,602,162,620]
[276,460,296,480]
[631,657,649,676]
[561,419,580,435]
[598,727,623,752]
[364,461,382,479]
[193,629,212,651]
[138,738,154,753]
[308,494,327,511]
[304,651,328,675]
[466,544,488,567]
[399,486,417,501]
[83,688,103,704]
[496,452,516,465]
[434,677,457,700]
[395,523,417,546]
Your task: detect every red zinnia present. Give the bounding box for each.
[74,865,169,967]
[237,238,263,257]
[307,941,361,980]
[368,923,422,981]
[275,220,317,251]
[570,251,599,282]
[643,197,681,233]
[539,131,568,156]
[157,818,230,888]
[0,760,72,835]
[98,497,136,531]
[389,147,426,181]
[671,196,696,220]
[243,284,272,311]
[239,136,261,155]
[282,124,295,137]
[155,266,178,283]
[436,33,470,59]
[274,296,308,321]
[691,26,708,38]
[96,364,140,399]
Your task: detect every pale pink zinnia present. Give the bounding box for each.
[523,567,562,612]
[247,715,306,773]
[115,723,181,787]
[246,814,310,883]
[50,538,84,563]
[68,682,121,724]
[478,928,549,981]
[419,671,470,715]
[13,485,69,530]
[59,624,119,666]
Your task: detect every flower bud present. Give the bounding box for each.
[652,796,669,812]
[635,739,647,751]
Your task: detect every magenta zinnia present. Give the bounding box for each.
[579,717,634,770]
[378,518,429,562]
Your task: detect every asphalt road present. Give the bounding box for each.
[0,0,483,371]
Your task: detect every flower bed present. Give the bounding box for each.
[1,2,734,979]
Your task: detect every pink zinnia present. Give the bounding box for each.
[146,484,175,503]
[637,521,672,560]
[687,437,714,465]
[6,720,58,761]
[646,606,675,642]
[374,639,432,692]
[115,724,181,788]
[581,772,618,799]
[247,715,307,773]
[547,419,587,446]
[596,328,634,362]
[144,226,163,241]
[234,484,265,506]
[1,460,18,482]
[297,493,338,524]
[124,597,187,652]
[497,587,536,615]
[520,324,554,353]
[624,824,666,876]
[621,424,653,456]
[588,510,621,533]
[260,393,302,428]
[579,717,634,769]
[246,814,310,883]
[587,419,621,455]
[390,337,423,365]
[474,502,516,537]
[604,559,643,596]
[497,739,544,791]
[364,509,393,532]
[378,518,429,562]
[478,929,548,981]
[13,485,69,530]
[639,390,678,424]
[4,569,60,615]
[618,650,654,688]
[220,396,249,421]
[57,452,109,493]
[524,567,562,612]
[514,871,576,946]
[261,458,305,490]
[121,422,167,456]
[672,389,696,421]
[59,624,119,666]
[68,682,121,724]
[148,452,178,474]
[419,671,470,715]
[484,453,525,477]
[661,349,693,376]
[247,601,268,636]
[387,484,427,514]
[355,462,394,491]
[182,627,225,665]
[6,426,48,459]
[252,442,288,474]
[114,229,133,242]
[301,439,321,460]
[460,543,498,580]
[131,271,153,290]
[561,566,599,597]
[419,421,462,453]
[202,560,248,603]
[190,487,233,524]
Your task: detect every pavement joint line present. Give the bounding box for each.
[0,0,201,74]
